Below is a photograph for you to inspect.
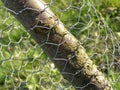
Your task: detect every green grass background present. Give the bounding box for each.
[0,0,120,90]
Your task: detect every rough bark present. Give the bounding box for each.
[1,0,113,90]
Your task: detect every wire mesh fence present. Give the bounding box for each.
[0,0,120,90]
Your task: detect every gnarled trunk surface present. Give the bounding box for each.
[1,0,113,90]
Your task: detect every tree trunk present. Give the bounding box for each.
[1,0,113,90]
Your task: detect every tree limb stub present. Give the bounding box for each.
[1,0,113,90]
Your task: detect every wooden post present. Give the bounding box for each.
[1,0,113,90]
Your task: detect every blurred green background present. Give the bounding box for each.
[0,0,120,90]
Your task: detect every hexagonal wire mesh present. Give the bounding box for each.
[0,0,120,90]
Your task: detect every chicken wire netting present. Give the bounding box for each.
[0,0,120,90]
